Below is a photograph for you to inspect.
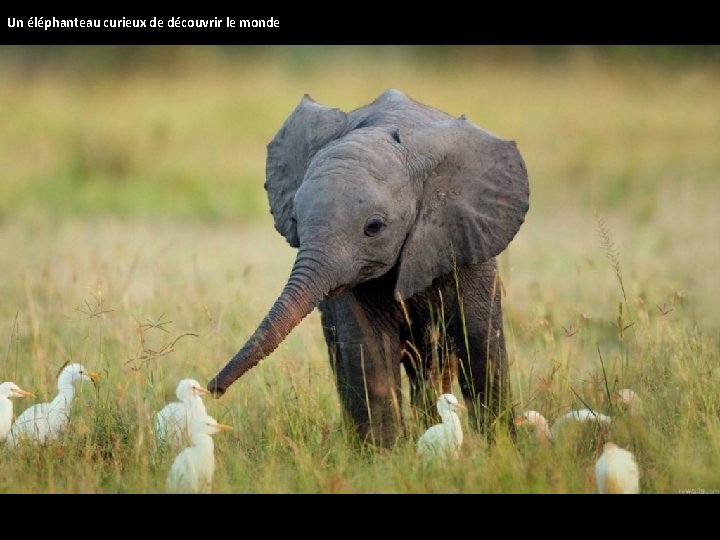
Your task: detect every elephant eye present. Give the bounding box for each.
[364,216,386,237]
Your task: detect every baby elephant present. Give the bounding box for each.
[209,89,529,446]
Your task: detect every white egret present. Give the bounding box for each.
[550,408,612,437]
[595,442,640,494]
[514,410,553,442]
[166,414,232,493]
[515,408,613,442]
[614,388,641,414]
[154,378,210,447]
[417,393,465,463]
[6,363,100,447]
[0,382,34,441]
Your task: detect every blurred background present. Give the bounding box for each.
[1,45,719,366]
[1,46,718,219]
[2,46,718,321]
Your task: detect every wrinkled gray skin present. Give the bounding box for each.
[208,90,529,447]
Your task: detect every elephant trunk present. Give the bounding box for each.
[208,248,337,397]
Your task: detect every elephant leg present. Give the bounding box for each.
[319,293,403,448]
[400,308,455,427]
[445,261,514,438]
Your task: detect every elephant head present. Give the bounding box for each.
[208,89,529,396]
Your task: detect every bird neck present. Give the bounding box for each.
[51,385,76,411]
[440,410,462,438]
[0,395,11,415]
[439,406,454,422]
[0,396,11,438]
[192,432,215,453]
[57,372,75,389]
[187,396,206,415]
[528,413,552,441]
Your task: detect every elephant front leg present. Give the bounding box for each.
[400,328,455,427]
[449,263,515,438]
[320,297,403,448]
[335,339,403,447]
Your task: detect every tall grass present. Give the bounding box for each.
[0,215,716,493]
[0,48,718,492]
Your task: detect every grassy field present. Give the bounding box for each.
[1,47,718,493]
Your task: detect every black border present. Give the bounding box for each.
[2,10,718,45]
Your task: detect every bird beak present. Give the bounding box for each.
[216,423,233,432]
[456,403,467,411]
[513,417,527,426]
[84,370,101,382]
[16,388,35,398]
[194,387,211,396]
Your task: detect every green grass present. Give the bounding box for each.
[0,47,719,493]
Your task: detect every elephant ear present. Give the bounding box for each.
[395,118,530,300]
[265,95,349,247]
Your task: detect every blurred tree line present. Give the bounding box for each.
[1,45,718,75]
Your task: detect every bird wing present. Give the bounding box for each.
[551,408,612,436]
[571,409,612,424]
[155,402,188,445]
[167,449,198,493]
[46,403,71,440]
[198,453,215,494]
[605,450,640,494]
[595,453,609,493]
[13,403,50,425]
[418,425,448,460]
[8,403,53,444]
